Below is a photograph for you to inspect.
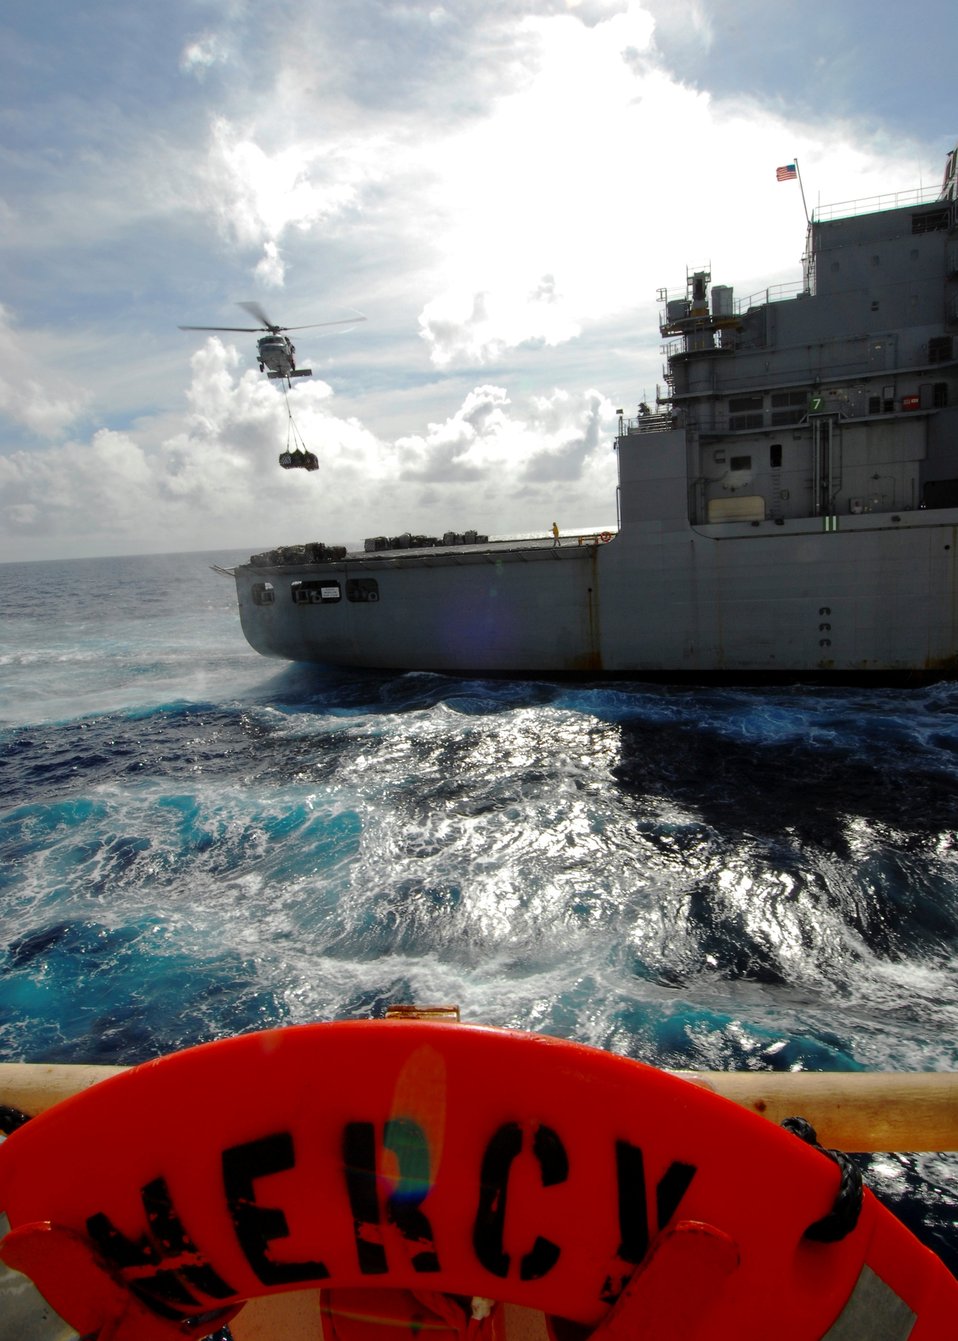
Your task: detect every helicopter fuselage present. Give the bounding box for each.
[257,334,312,381]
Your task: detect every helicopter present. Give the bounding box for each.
[178,301,364,385]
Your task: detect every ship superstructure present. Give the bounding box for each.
[652,149,958,528]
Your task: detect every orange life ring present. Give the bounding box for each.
[0,1021,955,1341]
[599,531,613,543]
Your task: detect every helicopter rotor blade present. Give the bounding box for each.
[237,300,277,331]
[281,316,368,331]
[179,308,367,336]
[178,325,263,333]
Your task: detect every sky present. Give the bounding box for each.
[1,0,955,562]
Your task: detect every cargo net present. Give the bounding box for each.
[278,390,318,472]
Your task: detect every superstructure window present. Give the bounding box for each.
[929,336,953,364]
[770,390,807,426]
[770,444,782,468]
[729,455,752,472]
[912,208,949,234]
[728,395,763,430]
[346,578,380,603]
[291,579,341,605]
[923,479,958,508]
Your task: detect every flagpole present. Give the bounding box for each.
[793,156,810,223]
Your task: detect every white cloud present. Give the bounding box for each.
[0,307,89,439]
[0,335,620,560]
[179,33,231,78]
[0,427,155,551]
[395,381,617,533]
[201,115,385,285]
[645,0,714,59]
[564,0,634,22]
[410,4,674,366]
[523,386,609,481]
[254,240,286,288]
[419,280,581,366]
[397,385,513,479]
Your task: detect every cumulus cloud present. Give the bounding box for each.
[411,3,665,366]
[419,274,581,367]
[397,385,512,479]
[0,335,395,558]
[0,334,619,560]
[395,381,617,531]
[0,307,88,439]
[202,116,382,286]
[563,0,634,22]
[643,0,714,60]
[254,240,286,288]
[0,427,158,553]
[522,387,608,480]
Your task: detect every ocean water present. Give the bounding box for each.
[1,550,957,1274]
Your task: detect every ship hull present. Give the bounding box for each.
[234,511,958,679]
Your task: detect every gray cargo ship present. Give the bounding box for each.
[232,145,958,680]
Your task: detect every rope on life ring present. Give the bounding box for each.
[599,531,613,543]
[0,1021,955,1341]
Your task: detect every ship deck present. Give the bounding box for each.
[242,531,615,572]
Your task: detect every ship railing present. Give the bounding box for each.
[734,279,808,312]
[812,184,942,223]
[621,411,675,435]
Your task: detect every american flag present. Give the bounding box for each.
[776,164,798,182]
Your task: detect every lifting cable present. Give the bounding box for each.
[283,386,309,454]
